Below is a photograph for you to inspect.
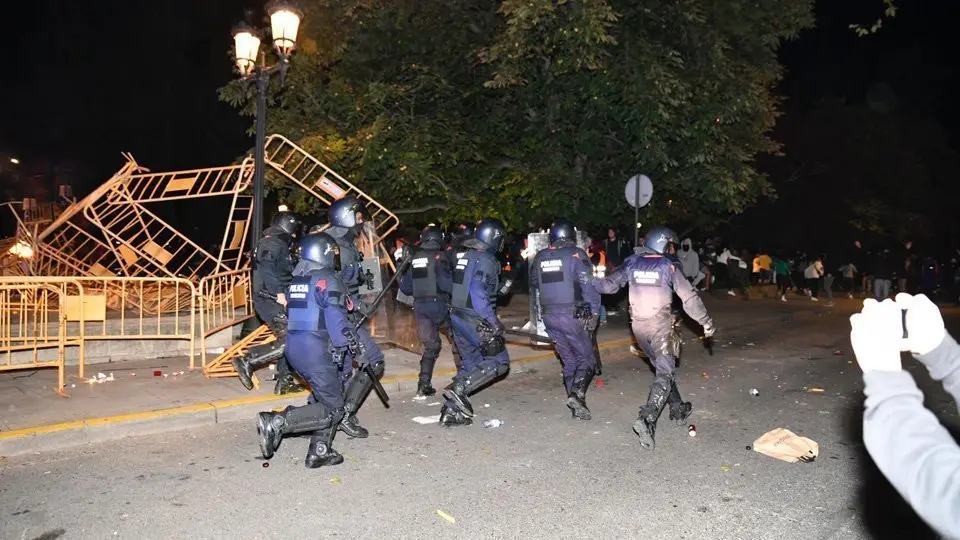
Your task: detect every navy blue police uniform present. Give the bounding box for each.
[595,227,714,450]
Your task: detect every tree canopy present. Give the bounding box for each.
[221,0,814,231]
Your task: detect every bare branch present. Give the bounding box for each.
[393,204,448,214]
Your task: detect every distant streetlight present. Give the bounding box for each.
[9,158,19,165]
[232,0,302,248]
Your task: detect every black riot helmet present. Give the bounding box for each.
[271,212,302,236]
[475,218,507,253]
[643,226,680,255]
[298,232,341,270]
[419,225,444,248]
[549,218,576,245]
[328,197,368,229]
[453,222,474,239]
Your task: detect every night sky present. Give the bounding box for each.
[1,1,958,247]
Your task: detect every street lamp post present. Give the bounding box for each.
[232,1,302,248]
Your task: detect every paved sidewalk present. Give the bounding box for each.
[0,292,860,456]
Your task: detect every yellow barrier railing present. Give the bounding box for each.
[0,283,70,393]
[198,269,255,367]
[0,276,197,373]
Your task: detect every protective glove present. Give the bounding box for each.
[895,293,945,356]
[702,320,716,338]
[477,318,504,342]
[849,298,903,373]
[582,313,600,332]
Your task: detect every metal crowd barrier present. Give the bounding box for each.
[0,282,70,393]
[198,269,255,367]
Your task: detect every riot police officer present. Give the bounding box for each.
[594,226,716,450]
[529,219,601,420]
[399,225,460,397]
[232,211,303,395]
[326,197,385,439]
[442,218,510,427]
[257,232,354,468]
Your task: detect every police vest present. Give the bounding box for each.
[411,249,447,301]
[535,246,584,313]
[286,269,346,334]
[451,250,498,313]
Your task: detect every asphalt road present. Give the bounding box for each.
[2,299,955,539]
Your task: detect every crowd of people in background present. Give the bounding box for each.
[390,225,960,309]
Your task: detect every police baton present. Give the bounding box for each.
[503,328,555,344]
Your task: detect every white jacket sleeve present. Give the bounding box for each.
[863,335,960,539]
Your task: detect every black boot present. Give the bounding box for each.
[257,411,284,460]
[667,381,692,426]
[274,373,305,395]
[439,404,473,427]
[339,414,369,438]
[566,370,593,421]
[668,402,693,426]
[257,402,337,459]
[443,382,474,418]
[232,337,286,391]
[416,379,437,398]
[633,381,670,450]
[441,364,508,419]
[339,363,385,438]
[305,426,344,469]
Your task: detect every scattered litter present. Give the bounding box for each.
[330,476,342,485]
[807,388,825,393]
[482,419,503,428]
[153,370,162,377]
[86,372,116,384]
[688,425,697,437]
[436,509,456,524]
[847,361,853,365]
[269,364,276,370]
[701,371,709,379]
[727,420,737,425]
[262,462,269,468]
[426,402,441,407]
[749,388,760,396]
[484,403,490,408]
[130,373,136,377]
[833,350,844,356]
[752,428,819,463]
[746,342,755,347]
[720,465,732,472]
[163,374,169,378]
[412,395,427,402]
[71,384,76,388]
[592,431,600,435]
[596,380,604,387]
[178,371,185,376]
[745,445,752,451]
[412,415,441,425]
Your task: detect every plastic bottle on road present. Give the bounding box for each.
[482,419,503,428]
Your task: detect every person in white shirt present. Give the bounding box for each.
[804,256,825,302]
[677,238,704,288]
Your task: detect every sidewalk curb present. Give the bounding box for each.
[0,338,633,457]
